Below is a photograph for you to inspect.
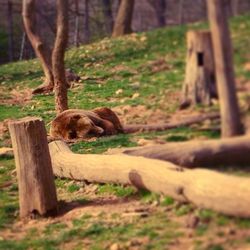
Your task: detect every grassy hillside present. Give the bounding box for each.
[0,14,250,250]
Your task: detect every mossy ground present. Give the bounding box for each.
[1,14,250,249]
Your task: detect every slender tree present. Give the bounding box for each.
[207,0,243,137]
[148,0,166,27]
[83,0,90,43]
[52,0,69,114]
[22,0,69,113]
[7,0,14,61]
[179,0,185,24]
[22,0,54,93]
[112,0,135,37]
[74,0,79,47]
[102,0,113,34]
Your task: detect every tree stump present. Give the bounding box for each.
[180,30,217,109]
[8,117,58,218]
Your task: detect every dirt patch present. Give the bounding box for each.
[110,64,138,75]
[0,197,151,241]
[113,105,169,125]
[148,58,171,73]
[0,87,32,106]
[113,104,213,126]
[0,119,12,141]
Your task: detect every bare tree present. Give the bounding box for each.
[178,0,184,24]
[19,32,26,61]
[52,0,69,113]
[22,0,54,94]
[23,0,69,113]
[148,0,166,27]
[112,0,135,37]
[7,0,14,61]
[83,0,90,43]
[74,0,79,47]
[229,0,239,16]
[207,0,243,137]
[102,0,113,34]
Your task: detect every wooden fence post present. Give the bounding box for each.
[8,117,58,218]
[207,0,243,137]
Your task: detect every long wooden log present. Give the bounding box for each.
[123,112,220,133]
[49,140,250,218]
[122,135,250,168]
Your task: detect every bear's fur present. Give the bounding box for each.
[50,107,123,141]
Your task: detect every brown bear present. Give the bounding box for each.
[50,107,123,141]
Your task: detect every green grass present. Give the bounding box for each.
[97,183,136,197]
[0,157,19,229]
[71,134,137,154]
[1,14,250,250]
[0,211,182,250]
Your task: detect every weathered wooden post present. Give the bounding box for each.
[8,117,58,218]
[207,0,243,137]
[180,30,217,108]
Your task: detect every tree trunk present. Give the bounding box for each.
[178,0,184,24]
[147,0,166,27]
[52,0,69,114]
[8,118,57,218]
[207,0,244,137]
[102,0,114,34]
[49,140,250,218]
[180,30,217,109]
[121,135,250,168]
[19,32,26,61]
[112,0,135,37]
[229,0,239,16]
[22,0,54,93]
[7,0,14,62]
[74,0,80,47]
[156,0,166,27]
[83,0,90,43]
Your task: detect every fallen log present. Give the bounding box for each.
[121,135,250,168]
[49,140,250,218]
[50,107,220,140]
[124,112,220,133]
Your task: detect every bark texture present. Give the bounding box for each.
[122,135,250,168]
[23,0,69,104]
[180,30,217,109]
[207,0,243,137]
[22,0,54,93]
[49,140,250,218]
[8,117,57,218]
[52,0,69,114]
[112,0,135,37]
